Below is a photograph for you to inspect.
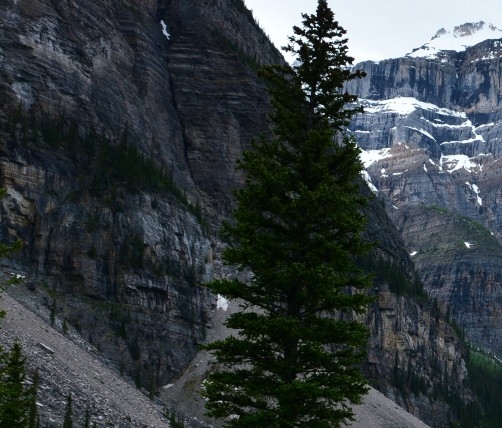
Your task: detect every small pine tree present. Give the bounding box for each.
[62,394,73,428]
[50,300,56,327]
[82,408,90,428]
[0,341,33,427]
[28,370,39,428]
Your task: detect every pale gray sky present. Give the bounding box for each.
[244,0,501,63]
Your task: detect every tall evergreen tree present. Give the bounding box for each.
[203,1,371,427]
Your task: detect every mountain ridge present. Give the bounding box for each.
[407,21,502,59]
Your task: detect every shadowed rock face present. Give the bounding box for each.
[348,35,502,356]
[0,0,281,213]
[0,0,281,385]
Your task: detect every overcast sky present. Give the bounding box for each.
[244,0,502,63]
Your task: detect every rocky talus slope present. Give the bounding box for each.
[1,287,433,428]
[0,291,170,427]
[158,299,430,428]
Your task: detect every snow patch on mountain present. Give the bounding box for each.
[407,21,502,59]
[466,182,483,206]
[440,154,479,174]
[160,20,170,40]
[217,294,229,311]
[362,97,466,118]
[359,148,392,168]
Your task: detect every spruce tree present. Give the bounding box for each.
[63,394,73,428]
[203,1,371,427]
[0,341,33,427]
[82,408,90,428]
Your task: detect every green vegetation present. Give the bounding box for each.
[63,394,73,428]
[358,254,426,298]
[0,341,38,427]
[164,410,187,428]
[0,189,37,427]
[423,204,495,242]
[426,203,449,214]
[203,2,372,426]
[391,351,428,397]
[458,348,502,427]
[211,29,262,71]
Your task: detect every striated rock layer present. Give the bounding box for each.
[0,0,281,386]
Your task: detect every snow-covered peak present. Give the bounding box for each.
[407,21,502,59]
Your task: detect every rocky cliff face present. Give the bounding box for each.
[348,23,502,360]
[0,0,282,387]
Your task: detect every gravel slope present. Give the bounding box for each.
[346,387,431,428]
[0,292,171,428]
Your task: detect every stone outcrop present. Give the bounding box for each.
[348,38,502,120]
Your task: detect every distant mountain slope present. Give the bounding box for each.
[348,21,502,366]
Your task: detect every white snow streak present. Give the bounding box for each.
[361,170,378,194]
[359,148,392,168]
[407,126,436,141]
[361,97,466,118]
[161,20,170,40]
[466,182,483,206]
